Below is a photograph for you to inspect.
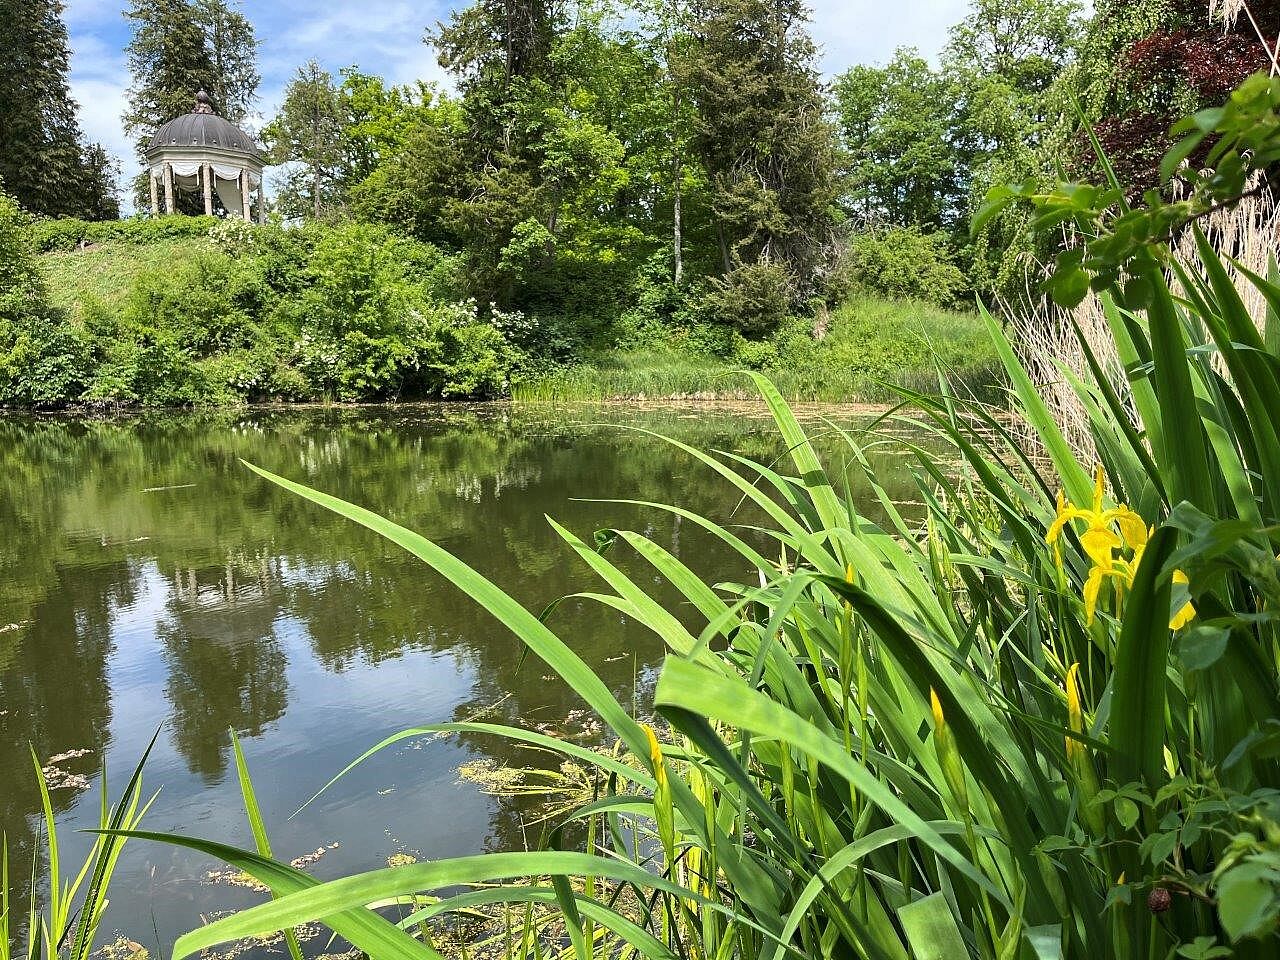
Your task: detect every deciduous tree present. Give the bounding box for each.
[833,49,961,230]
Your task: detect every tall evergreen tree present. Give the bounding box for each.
[676,0,838,326]
[122,0,221,148]
[193,0,260,124]
[428,0,564,303]
[75,144,122,222]
[0,0,109,218]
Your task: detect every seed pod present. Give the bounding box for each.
[1147,887,1172,913]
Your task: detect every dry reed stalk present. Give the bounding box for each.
[1007,292,1115,464]
[1010,185,1280,464]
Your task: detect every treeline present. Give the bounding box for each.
[2,0,1276,408]
[256,0,1275,328]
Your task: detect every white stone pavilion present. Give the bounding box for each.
[145,90,266,220]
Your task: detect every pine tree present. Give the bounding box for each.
[0,0,105,218]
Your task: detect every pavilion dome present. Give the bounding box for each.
[145,90,263,160]
[145,91,266,220]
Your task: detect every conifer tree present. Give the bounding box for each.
[123,0,221,149]
[193,0,260,124]
[676,0,838,328]
[76,145,122,222]
[0,0,107,218]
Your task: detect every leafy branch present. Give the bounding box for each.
[974,71,1280,308]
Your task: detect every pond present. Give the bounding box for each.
[0,403,920,957]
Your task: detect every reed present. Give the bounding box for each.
[1,739,154,960]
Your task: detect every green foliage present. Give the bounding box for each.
[114,73,1280,960]
[677,0,838,306]
[843,226,968,306]
[28,214,220,253]
[981,71,1280,308]
[0,0,119,219]
[1,740,153,960]
[0,191,89,406]
[832,48,961,229]
[123,0,256,135]
[262,61,347,220]
[827,0,1084,301]
[14,219,529,408]
[701,260,792,337]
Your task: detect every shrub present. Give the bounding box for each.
[28,215,220,253]
[0,191,90,407]
[13,215,495,407]
[843,225,968,306]
[702,260,793,337]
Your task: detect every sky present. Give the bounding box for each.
[65,0,972,202]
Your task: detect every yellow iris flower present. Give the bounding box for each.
[1046,465,1196,629]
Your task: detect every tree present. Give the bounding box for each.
[433,0,559,90]
[833,48,962,231]
[0,0,113,218]
[942,0,1083,292]
[75,144,122,222]
[192,0,260,124]
[676,0,839,326]
[123,0,220,151]
[262,61,346,220]
[1068,0,1280,190]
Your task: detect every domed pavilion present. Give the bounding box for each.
[144,90,266,220]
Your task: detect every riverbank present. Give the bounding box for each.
[24,235,998,409]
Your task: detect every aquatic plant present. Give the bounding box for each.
[1,740,154,960]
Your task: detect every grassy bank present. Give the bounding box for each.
[41,237,209,320]
[33,236,999,407]
[515,298,1000,403]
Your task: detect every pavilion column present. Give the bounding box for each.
[163,162,175,214]
[149,169,159,216]
[257,181,266,224]
[240,169,251,220]
[202,162,214,216]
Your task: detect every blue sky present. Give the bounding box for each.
[66,0,971,195]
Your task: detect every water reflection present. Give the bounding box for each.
[0,404,920,954]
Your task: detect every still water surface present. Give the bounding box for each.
[0,404,915,955]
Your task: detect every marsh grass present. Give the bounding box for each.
[1,739,154,960]
[515,298,1000,404]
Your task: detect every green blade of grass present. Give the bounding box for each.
[231,732,305,960]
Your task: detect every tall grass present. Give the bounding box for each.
[514,298,999,404]
[1,740,154,960]
[111,89,1280,959]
